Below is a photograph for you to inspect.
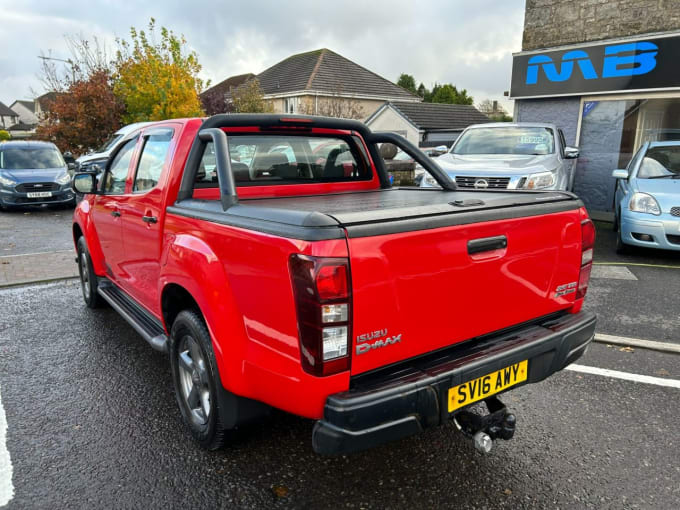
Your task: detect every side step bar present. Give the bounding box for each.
[97,279,169,353]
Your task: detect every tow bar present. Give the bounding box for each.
[453,396,516,454]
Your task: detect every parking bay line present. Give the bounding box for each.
[0,386,14,507]
[566,364,680,389]
[593,262,680,270]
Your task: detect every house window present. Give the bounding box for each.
[284,98,295,114]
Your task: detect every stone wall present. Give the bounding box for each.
[523,0,680,51]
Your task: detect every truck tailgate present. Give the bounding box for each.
[347,207,583,375]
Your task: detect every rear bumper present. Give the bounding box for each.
[312,311,596,455]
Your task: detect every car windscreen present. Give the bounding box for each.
[0,147,65,170]
[452,127,555,156]
[96,134,123,153]
[637,146,680,178]
[195,134,370,187]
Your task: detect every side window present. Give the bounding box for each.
[133,128,174,192]
[626,145,646,175]
[102,137,138,194]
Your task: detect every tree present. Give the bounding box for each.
[430,83,474,105]
[417,83,427,99]
[35,70,124,154]
[0,130,10,142]
[477,99,512,121]
[231,79,274,113]
[396,73,417,94]
[114,19,205,122]
[297,85,364,119]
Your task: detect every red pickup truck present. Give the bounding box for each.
[71,114,596,455]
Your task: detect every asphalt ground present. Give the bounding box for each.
[0,205,74,256]
[0,212,679,509]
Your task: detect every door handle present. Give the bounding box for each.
[468,235,507,255]
[142,215,158,224]
[110,211,121,217]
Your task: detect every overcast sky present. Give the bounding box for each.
[0,0,524,112]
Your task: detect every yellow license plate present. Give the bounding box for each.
[448,360,528,412]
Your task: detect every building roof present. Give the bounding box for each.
[256,48,420,100]
[36,92,58,111]
[0,101,18,117]
[10,100,36,113]
[378,101,492,131]
[200,73,256,100]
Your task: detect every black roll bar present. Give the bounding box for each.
[365,132,457,191]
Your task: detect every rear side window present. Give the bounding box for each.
[133,128,174,192]
[102,137,138,194]
[195,135,369,187]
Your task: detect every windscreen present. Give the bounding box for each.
[96,133,123,153]
[0,147,65,170]
[637,146,680,178]
[195,134,370,187]
[452,127,555,156]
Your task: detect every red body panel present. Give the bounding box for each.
[73,117,590,420]
[347,210,583,375]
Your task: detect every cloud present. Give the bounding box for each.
[0,0,523,112]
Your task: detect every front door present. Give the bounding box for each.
[119,125,177,315]
[91,136,139,281]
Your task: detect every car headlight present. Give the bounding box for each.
[629,192,661,215]
[0,174,16,187]
[422,175,439,187]
[524,171,556,190]
[57,173,72,185]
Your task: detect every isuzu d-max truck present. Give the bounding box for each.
[71,114,596,455]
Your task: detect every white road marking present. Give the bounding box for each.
[0,386,14,507]
[0,249,73,258]
[566,364,680,389]
[590,265,637,280]
[594,333,680,354]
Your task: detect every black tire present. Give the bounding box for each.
[170,310,230,450]
[76,236,103,308]
[612,209,618,232]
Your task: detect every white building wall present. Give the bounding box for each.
[365,107,421,145]
[9,103,38,125]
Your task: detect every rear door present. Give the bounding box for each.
[346,208,584,375]
[92,136,139,281]
[119,125,177,314]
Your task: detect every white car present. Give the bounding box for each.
[420,123,579,191]
[76,122,153,172]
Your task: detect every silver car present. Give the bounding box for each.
[420,123,579,191]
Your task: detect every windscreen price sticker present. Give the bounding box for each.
[519,135,547,144]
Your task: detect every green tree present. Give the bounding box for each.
[429,83,473,105]
[232,79,274,113]
[0,130,10,142]
[396,73,417,94]
[417,83,427,99]
[114,19,205,122]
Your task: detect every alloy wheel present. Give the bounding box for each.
[177,334,211,426]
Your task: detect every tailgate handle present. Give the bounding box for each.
[467,235,507,254]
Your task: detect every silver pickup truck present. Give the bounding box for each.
[420,122,579,191]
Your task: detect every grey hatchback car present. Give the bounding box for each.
[420,123,579,191]
[0,141,75,210]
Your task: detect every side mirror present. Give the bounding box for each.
[72,172,97,194]
[612,169,629,179]
[565,146,579,159]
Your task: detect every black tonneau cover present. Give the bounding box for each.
[168,188,582,241]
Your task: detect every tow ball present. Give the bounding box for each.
[452,396,516,454]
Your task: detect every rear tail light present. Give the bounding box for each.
[576,219,595,300]
[289,254,351,376]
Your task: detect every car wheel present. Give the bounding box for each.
[76,237,103,308]
[170,310,230,450]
